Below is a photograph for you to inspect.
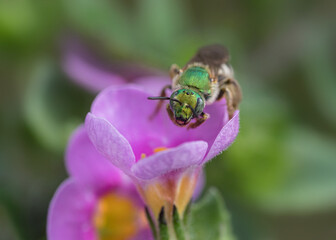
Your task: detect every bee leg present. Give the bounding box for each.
[187,112,210,129]
[222,88,235,119]
[149,85,172,120]
[169,64,182,79]
[218,78,242,119]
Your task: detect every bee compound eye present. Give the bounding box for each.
[195,97,205,115]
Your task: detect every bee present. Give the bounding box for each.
[148,44,242,129]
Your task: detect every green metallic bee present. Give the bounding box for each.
[148,44,242,129]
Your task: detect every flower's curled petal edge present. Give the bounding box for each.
[85,113,135,175]
[203,111,240,163]
[47,179,96,240]
[131,141,208,180]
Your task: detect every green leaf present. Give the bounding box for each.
[187,188,236,240]
[24,59,93,152]
[206,87,289,204]
[301,24,336,127]
[63,0,134,56]
[0,0,37,41]
[62,0,195,67]
[260,127,336,213]
[136,0,184,48]
[0,204,21,240]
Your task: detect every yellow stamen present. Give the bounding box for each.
[140,147,168,161]
[175,174,197,216]
[93,193,140,240]
[153,147,168,153]
[141,183,165,219]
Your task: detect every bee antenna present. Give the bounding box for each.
[147,96,182,105]
[148,97,171,100]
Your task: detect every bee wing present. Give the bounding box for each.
[187,44,230,72]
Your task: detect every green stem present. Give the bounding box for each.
[183,201,192,226]
[159,207,169,240]
[173,205,186,240]
[145,207,157,239]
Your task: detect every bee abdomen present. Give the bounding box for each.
[187,44,230,71]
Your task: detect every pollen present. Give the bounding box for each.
[154,147,168,153]
[93,193,138,240]
[139,147,168,161]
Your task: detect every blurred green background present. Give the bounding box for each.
[1,0,336,239]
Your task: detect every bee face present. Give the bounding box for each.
[174,105,193,126]
[169,89,205,126]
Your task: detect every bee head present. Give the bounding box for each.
[169,89,204,126]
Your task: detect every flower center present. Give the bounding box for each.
[141,146,168,159]
[93,193,138,240]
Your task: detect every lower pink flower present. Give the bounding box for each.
[47,126,153,240]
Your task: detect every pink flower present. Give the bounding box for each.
[85,85,239,225]
[63,40,169,93]
[47,126,153,240]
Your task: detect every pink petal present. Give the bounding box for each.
[192,169,205,200]
[85,113,135,175]
[203,111,240,163]
[89,86,172,160]
[64,48,125,92]
[63,39,167,93]
[47,179,96,240]
[65,125,122,193]
[134,76,170,95]
[131,141,208,180]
